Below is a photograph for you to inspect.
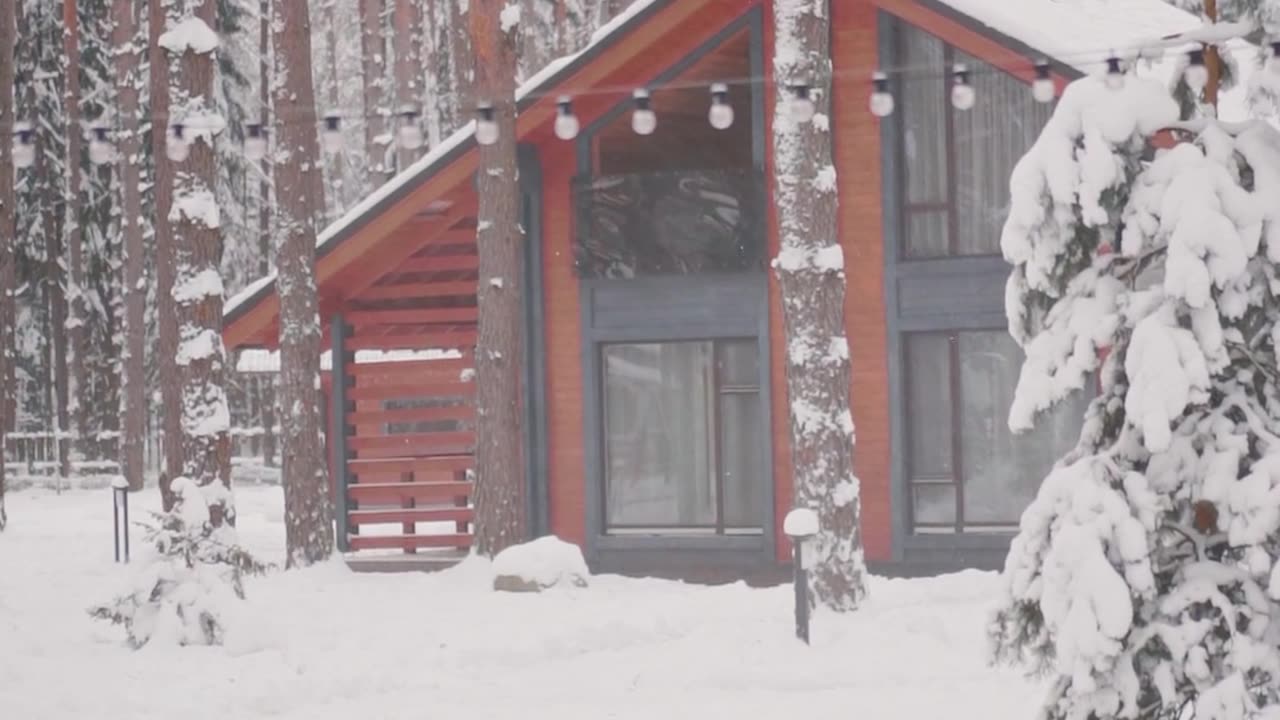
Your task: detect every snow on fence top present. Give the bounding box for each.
[234,348,464,373]
[223,0,662,322]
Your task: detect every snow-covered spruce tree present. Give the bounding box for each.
[990,71,1280,719]
[272,0,335,566]
[771,0,867,611]
[90,477,264,648]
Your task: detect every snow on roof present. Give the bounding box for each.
[934,0,1254,120]
[235,348,465,373]
[223,0,664,323]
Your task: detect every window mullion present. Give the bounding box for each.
[942,45,959,257]
[949,332,966,533]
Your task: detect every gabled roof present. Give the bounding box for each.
[225,0,1258,349]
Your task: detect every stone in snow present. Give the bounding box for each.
[492,536,589,593]
[784,508,820,538]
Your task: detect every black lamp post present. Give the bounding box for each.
[112,476,130,563]
[784,507,819,644]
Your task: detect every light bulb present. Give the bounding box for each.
[244,123,267,161]
[554,96,579,140]
[88,125,116,165]
[1185,49,1209,91]
[166,123,190,163]
[476,104,499,146]
[11,123,34,169]
[1032,60,1055,103]
[321,115,344,154]
[631,89,656,136]
[789,84,816,123]
[868,71,894,117]
[708,83,734,130]
[398,111,424,150]
[1104,56,1124,90]
[950,65,974,111]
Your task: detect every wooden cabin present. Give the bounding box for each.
[224,0,1205,578]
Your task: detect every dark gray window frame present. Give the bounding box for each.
[573,6,773,566]
[877,11,1081,563]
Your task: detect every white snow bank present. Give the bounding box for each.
[491,536,590,590]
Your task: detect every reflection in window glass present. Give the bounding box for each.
[601,340,763,533]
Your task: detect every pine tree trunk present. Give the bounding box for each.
[273,0,335,565]
[63,0,89,470]
[359,0,390,185]
[0,0,15,531]
[45,3,71,483]
[151,0,182,509]
[257,2,277,468]
[771,0,867,611]
[448,0,470,131]
[114,0,146,492]
[469,0,525,556]
[168,0,232,525]
[392,0,421,169]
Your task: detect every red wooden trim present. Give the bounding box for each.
[347,405,474,425]
[347,480,471,504]
[346,307,478,326]
[355,281,477,301]
[347,357,474,375]
[344,330,478,351]
[349,431,476,451]
[348,455,473,474]
[347,507,473,525]
[395,255,480,274]
[348,534,472,551]
[346,383,475,401]
[873,0,1070,91]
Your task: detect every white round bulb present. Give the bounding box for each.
[1032,77,1056,104]
[476,118,500,146]
[709,102,734,130]
[12,135,34,169]
[398,122,424,150]
[321,129,343,154]
[554,112,579,141]
[950,83,975,111]
[632,109,657,136]
[1105,71,1124,91]
[791,96,816,123]
[89,137,116,165]
[166,132,190,163]
[1185,62,1209,91]
[244,135,267,161]
[869,91,894,118]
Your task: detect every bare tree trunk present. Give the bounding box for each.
[392,0,421,170]
[63,0,89,470]
[469,0,525,556]
[166,0,232,525]
[448,0,470,132]
[273,0,335,565]
[151,0,182,509]
[258,0,277,467]
[0,0,15,531]
[359,0,390,186]
[771,0,866,611]
[114,0,146,492]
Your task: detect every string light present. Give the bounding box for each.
[631,89,657,135]
[1032,60,1055,103]
[12,122,35,169]
[244,123,267,161]
[476,104,499,146]
[321,115,344,153]
[554,96,579,140]
[166,123,190,163]
[789,84,816,123]
[1105,55,1125,90]
[397,109,424,150]
[950,64,975,111]
[869,71,894,118]
[1185,48,1209,91]
[88,124,116,165]
[708,83,734,130]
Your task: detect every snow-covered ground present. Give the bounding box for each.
[0,486,1041,719]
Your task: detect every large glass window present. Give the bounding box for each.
[601,340,763,534]
[905,331,1087,532]
[896,24,1052,258]
[575,27,765,279]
